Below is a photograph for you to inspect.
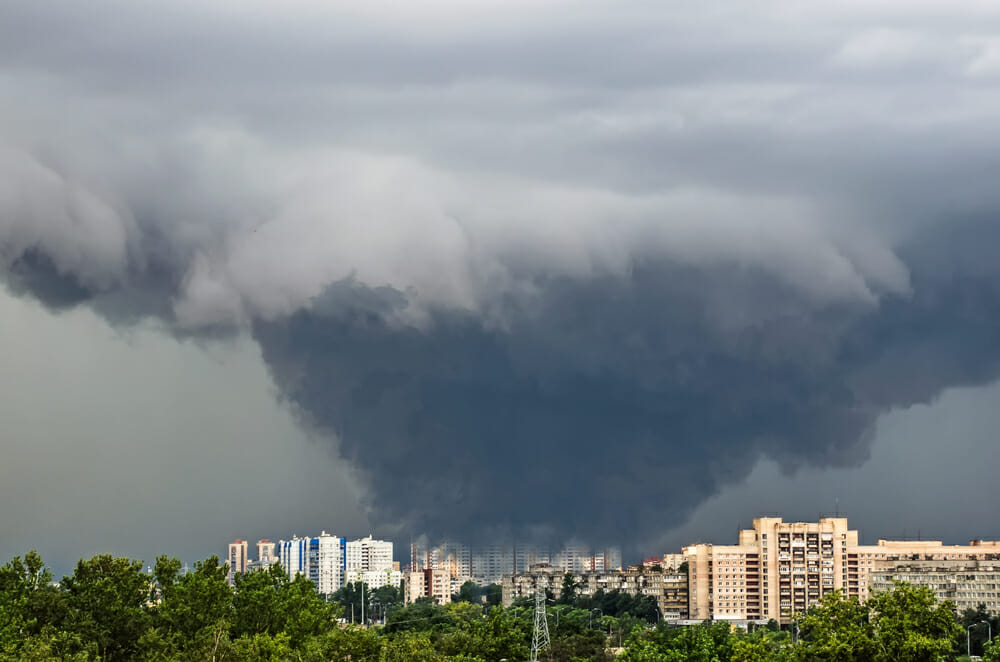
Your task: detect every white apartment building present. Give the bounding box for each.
[346,536,394,574]
[278,532,347,595]
[316,532,347,595]
[345,567,403,591]
[278,536,310,583]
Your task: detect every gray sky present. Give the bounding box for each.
[0,289,368,575]
[1,0,999,569]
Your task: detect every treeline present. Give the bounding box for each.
[2,552,999,661]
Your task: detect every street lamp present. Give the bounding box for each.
[590,608,603,629]
[969,620,992,658]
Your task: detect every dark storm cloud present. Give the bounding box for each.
[2,0,1000,550]
[252,220,1000,544]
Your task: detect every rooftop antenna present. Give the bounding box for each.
[835,498,840,518]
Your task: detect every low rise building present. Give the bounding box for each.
[501,564,688,619]
[870,560,1000,614]
[345,567,402,591]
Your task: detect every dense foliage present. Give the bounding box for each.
[0,552,991,661]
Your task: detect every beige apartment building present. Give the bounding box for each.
[404,568,453,605]
[684,517,1000,624]
[870,559,1000,614]
[227,539,249,585]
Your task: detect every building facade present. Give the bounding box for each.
[870,560,1000,614]
[227,540,249,585]
[413,539,623,586]
[682,517,1000,624]
[257,539,276,565]
[346,536,394,575]
[500,565,688,619]
[404,568,453,604]
[278,532,347,595]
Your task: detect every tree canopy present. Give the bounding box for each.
[0,550,989,661]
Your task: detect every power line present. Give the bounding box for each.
[530,583,551,662]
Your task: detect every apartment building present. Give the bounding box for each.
[683,517,1000,624]
[411,540,473,578]
[501,563,564,606]
[404,568,453,604]
[278,536,310,583]
[257,539,276,565]
[500,564,688,619]
[315,532,347,595]
[345,567,403,591]
[277,532,347,595]
[413,538,623,585]
[227,540,248,585]
[870,559,1000,614]
[346,536,394,574]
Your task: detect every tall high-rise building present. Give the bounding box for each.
[471,544,514,583]
[257,539,276,565]
[316,532,347,595]
[411,539,472,577]
[278,536,311,582]
[514,543,550,574]
[346,535,393,573]
[278,532,347,595]
[227,540,248,585]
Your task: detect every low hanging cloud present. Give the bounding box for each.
[2,0,1000,547]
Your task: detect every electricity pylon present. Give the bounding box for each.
[530,584,551,662]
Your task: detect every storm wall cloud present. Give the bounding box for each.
[2,0,999,553]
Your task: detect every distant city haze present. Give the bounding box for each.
[1,0,999,573]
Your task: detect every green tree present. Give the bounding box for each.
[558,572,579,606]
[792,590,876,662]
[437,607,529,661]
[732,630,786,662]
[279,574,337,647]
[958,603,998,658]
[332,581,373,624]
[147,555,233,659]
[229,631,294,662]
[372,583,403,613]
[60,555,152,662]
[484,583,503,608]
[0,551,66,657]
[299,625,382,662]
[983,638,1000,662]
[384,597,452,633]
[452,580,485,604]
[867,582,960,662]
[380,631,441,662]
[231,563,289,639]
